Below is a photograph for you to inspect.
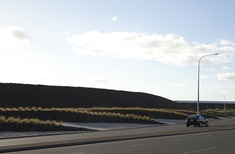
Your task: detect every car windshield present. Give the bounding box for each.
[188,115,198,118]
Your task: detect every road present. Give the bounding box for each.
[1,117,235,153]
[8,129,235,154]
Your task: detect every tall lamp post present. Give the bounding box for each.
[197,53,218,115]
[222,95,227,111]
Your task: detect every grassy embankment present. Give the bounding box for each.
[1,107,234,131]
[0,83,187,131]
[0,83,234,131]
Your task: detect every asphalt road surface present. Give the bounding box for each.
[1,117,235,154]
[8,129,235,154]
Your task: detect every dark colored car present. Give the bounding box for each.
[186,114,208,127]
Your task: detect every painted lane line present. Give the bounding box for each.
[131,144,145,147]
[181,147,215,154]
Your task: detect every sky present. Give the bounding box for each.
[0,0,235,101]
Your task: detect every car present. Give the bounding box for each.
[186,114,208,127]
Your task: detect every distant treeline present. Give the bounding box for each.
[0,83,188,109]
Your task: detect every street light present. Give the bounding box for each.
[197,53,218,115]
[222,95,227,111]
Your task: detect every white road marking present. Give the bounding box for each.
[131,144,145,147]
[180,147,215,154]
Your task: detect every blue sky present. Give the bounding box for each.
[0,0,235,101]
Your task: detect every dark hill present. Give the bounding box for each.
[0,83,188,109]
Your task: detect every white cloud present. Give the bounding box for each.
[0,26,31,47]
[200,75,209,79]
[65,31,235,66]
[222,66,232,71]
[217,72,235,80]
[171,83,187,87]
[219,39,235,46]
[94,79,110,83]
[111,16,118,22]
[61,31,73,35]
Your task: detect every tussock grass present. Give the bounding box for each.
[0,107,156,122]
[0,107,188,116]
[0,107,191,123]
[201,109,235,117]
[86,107,188,116]
[0,115,88,131]
[1,107,233,125]
[0,115,61,126]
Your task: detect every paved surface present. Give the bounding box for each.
[8,129,235,154]
[0,117,234,153]
[0,120,181,138]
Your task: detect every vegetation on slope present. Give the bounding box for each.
[1,107,234,131]
[0,83,233,131]
[0,83,188,109]
[0,115,88,131]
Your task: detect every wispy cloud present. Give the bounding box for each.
[65,31,235,66]
[111,16,118,22]
[200,75,210,79]
[217,72,235,80]
[222,66,232,71]
[0,26,31,47]
[94,79,110,83]
[171,83,187,87]
[61,31,73,35]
